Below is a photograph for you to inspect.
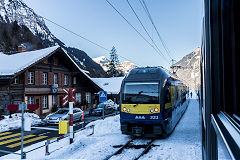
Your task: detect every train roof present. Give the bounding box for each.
[123,66,178,82]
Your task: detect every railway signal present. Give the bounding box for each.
[61,87,76,144]
[62,87,76,106]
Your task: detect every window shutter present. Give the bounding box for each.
[62,74,64,86]
[35,71,39,85]
[49,72,53,85]
[58,73,61,86]
[68,75,71,86]
[39,71,43,84]
[25,71,28,85]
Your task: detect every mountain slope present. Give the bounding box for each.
[0,0,105,77]
[0,0,61,47]
[93,56,136,75]
[170,47,200,89]
[0,21,43,52]
[93,56,110,72]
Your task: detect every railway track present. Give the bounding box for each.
[104,137,158,160]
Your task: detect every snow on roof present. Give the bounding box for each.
[0,46,102,90]
[0,46,59,76]
[91,77,124,94]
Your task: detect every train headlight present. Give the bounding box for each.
[154,108,159,112]
[150,109,154,113]
[127,109,130,112]
[123,107,127,111]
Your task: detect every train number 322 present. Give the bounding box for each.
[150,116,159,119]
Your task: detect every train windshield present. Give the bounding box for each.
[123,82,159,104]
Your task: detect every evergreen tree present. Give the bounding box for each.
[107,46,120,77]
[2,28,12,52]
[12,21,19,36]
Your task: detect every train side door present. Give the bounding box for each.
[165,84,176,124]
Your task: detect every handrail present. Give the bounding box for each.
[0,149,22,155]
[211,112,240,159]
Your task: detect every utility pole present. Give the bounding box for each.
[171,59,176,74]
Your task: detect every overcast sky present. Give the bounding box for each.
[23,0,203,68]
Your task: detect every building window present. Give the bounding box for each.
[64,75,68,86]
[28,96,34,104]
[73,77,77,85]
[76,93,81,103]
[14,77,19,84]
[54,73,58,85]
[43,96,48,109]
[86,92,91,104]
[53,95,57,106]
[28,72,34,84]
[42,72,48,85]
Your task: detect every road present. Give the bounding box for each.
[0,111,119,157]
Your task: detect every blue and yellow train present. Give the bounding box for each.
[120,67,189,137]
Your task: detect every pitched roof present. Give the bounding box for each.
[0,46,59,76]
[0,46,102,90]
[91,77,124,94]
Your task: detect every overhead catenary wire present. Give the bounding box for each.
[139,0,174,60]
[41,16,110,52]
[106,0,170,64]
[40,16,141,67]
[126,0,169,62]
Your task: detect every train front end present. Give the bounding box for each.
[120,81,164,137]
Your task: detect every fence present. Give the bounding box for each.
[45,124,95,156]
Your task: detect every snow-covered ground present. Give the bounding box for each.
[0,113,41,132]
[1,93,201,160]
[140,99,201,160]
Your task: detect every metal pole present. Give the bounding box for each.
[69,102,74,144]
[45,140,50,156]
[20,102,25,159]
[102,107,105,120]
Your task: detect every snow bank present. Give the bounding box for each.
[43,115,129,160]
[1,100,202,160]
[0,113,41,132]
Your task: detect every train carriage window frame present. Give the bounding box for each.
[201,0,240,159]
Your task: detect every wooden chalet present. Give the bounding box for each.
[0,46,102,116]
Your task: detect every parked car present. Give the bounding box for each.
[44,108,83,125]
[91,103,114,116]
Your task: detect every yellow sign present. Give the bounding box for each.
[59,120,69,134]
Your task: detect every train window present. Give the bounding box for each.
[165,87,172,110]
[176,87,178,100]
[165,89,171,104]
[219,0,240,118]
[122,82,159,104]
